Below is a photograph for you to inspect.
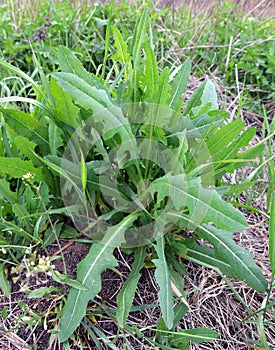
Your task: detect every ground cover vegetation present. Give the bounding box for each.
[0,0,274,349]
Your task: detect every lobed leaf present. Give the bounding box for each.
[0,157,44,183]
[0,178,17,204]
[168,59,191,112]
[1,108,49,151]
[149,174,248,232]
[143,44,159,98]
[170,212,267,292]
[59,213,139,342]
[150,67,171,106]
[116,247,146,327]
[112,25,131,68]
[57,46,104,89]
[50,79,81,130]
[131,9,148,69]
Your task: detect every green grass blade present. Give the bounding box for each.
[0,58,45,99]
[0,96,52,115]
[101,0,113,79]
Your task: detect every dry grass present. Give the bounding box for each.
[157,0,275,18]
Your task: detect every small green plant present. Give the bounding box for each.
[0,8,271,349]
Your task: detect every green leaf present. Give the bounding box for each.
[52,73,135,142]
[163,131,188,175]
[50,78,81,130]
[48,119,64,156]
[235,141,265,168]
[1,109,49,151]
[183,81,206,116]
[0,219,33,240]
[143,44,158,98]
[52,72,139,167]
[169,59,191,111]
[0,157,44,183]
[156,326,218,346]
[0,178,17,204]
[52,271,88,291]
[28,286,60,298]
[44,222,63,246]
[171,212,267,292]
[269,190,275,277]
[214,128,256,166]
[12,203,32,232]
[175,238,232,272]
[59,247,116,343]
[0,264,10,297]
[183,80,218,119]
[153,236,174,329]
[150,174,248,232]
[52,72,114,112]
[112,25,131,67]
[59,213,139,342]
[224,181,258,196]
[116,246,146,327]
[206,119,245,156]
[150,67,171,106]
[14,135,37,163]
[173,303,188,329]
[169,328,219,344]
[131,9,148,69]
[189,122,257,179]
[57,46,104,89]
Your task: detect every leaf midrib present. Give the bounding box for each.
[170,212,264,289]
[155,179,246,230]
[65,214,137,331]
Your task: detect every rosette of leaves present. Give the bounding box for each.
[0,9,267,347]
